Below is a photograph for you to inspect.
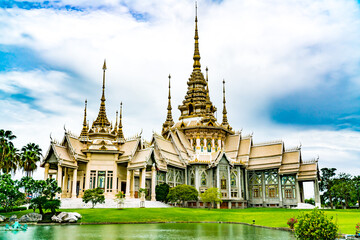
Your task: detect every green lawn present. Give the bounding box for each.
[2,208,359,234]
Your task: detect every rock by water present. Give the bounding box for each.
[51,212,82,223]
[19,213,42,223]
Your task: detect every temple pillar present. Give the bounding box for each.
[237,167,242,199]
[64,167,68,196]
[57,165,62,198]
[295,180,301,204]
[244,169,249,200]
[130,170,135,198]
[71,168,78,199]
[314,179,321,208]
[44,163,50,180]
[84,163,90,191]
[140,168,146,194]
[126,169,131,199]
[227,166,231,199]
[113,163,118,194]
[151,165,156,201]
[278,174,282,207]
[195,166,199,191]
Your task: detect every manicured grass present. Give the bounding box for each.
[2,208,359,234]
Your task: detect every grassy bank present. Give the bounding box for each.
[2,208,359,234]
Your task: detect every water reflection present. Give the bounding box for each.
[0,223,294,240]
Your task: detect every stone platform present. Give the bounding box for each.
[60,198,172,209]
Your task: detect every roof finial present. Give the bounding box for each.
[93,60,111,128]
[193,1,201,70]
[112,110,118,135]
[80,99,89,141]
[162,74,175,136]
[117,102,125,141]
[222,79,229,126]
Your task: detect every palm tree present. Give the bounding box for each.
[21,143,42,177]
[0,129,18,174]
[2,142,20,174]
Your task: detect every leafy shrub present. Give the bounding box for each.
[200,188,222,209]
[304,198,315,206]
[43,199,61,215]
[0,206,27,213]
[294,208,338,240]
[356,222,360,235]
[83,188,105,208]
[287,217,297,229]
[115,191,125,209]
[155,183,170,202]
[167,184,198,207]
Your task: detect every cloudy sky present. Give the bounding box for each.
[1,0,360,192]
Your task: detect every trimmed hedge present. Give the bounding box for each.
[0,206,27,213]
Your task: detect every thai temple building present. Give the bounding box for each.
[41,8,320,208]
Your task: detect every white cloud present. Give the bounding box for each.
[1,0,360,187]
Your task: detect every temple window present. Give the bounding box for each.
[90,171,96,189]
[192,138,196,151]
[221,179,227,190]
[281,175,296,199]
[249,171,262,198]
[265,170,278,198]
[97,171,106,189]
[207,139,211,152]
[189,104,194,115]
[215,141,218,152]
[200,138,204,152]
[201,172,207,186]
[231,172,237,187]
[106,171,113,192]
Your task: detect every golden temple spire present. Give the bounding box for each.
[222,79,229,126]
[117,102,125,141]
[205,66,210,99]
[112,111,118,135]
[93,60,111,128]
[193,1,201,70]
[80,100,89,141]
[162,74,175,135]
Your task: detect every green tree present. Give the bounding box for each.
[167,184,198,207]
[83,188,105,208]
[19,177,61,215]
[155,183,170,202]
[353,176,360,209]
[20,143,42,177]
[0,130,19,174]
[200,187,222,209]
[331,173,355,209]
[319,168,337,209]
[294,208,338,240]
[0,174,24,212]
[304,198,315,206]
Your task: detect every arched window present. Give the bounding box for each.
[200,138,204,152]
[207,139,212,152]
[189,104,194,115]
[201,172,207,186]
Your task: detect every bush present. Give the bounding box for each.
[0,206,27,213]
[155,183,170,202]
[43,199,61,215]
[167,184,198,207]
[287,217,297,229]
[294,208,338,240]
[200,188,222,209]
[83,188,105,208]
[115,191,125,209]
[304,198,315,206]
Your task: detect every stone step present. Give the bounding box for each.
[60,198,171,209]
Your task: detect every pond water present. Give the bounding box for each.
[0,223,295,240]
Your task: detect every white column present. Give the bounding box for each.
[244,169,248,200]
[314,179,321,208]
[113,163,118,194]
[84,163,90,191]
[71,168,78,199]
[228,167,231,199]
[295,180,301,204]
[216,167,220,189]
[44,163,50,180]
[195,166,199,191]
[278,174,282,206]
[130,170,135,198]
[57,165,63,198]
[140,168,146,189]
[126,169,131,199]
[151,165,156,201]
[64,167,68,196]
[237,167,242,199]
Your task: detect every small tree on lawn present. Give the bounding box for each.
[167,184,198,207]
[19,177,61,215]
[200,187,222,209]
[294,208,338,240]
[155,183,170,202]
[115,191,125,209]
[0,174,24,212]
[83,188,105,208]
